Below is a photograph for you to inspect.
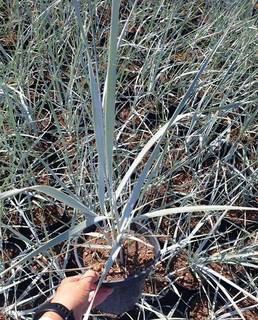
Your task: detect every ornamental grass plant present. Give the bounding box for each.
[0,0,257,319]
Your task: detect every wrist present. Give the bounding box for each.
[33,303,75,320]
[51,298,73,312]
[40,312,63,320]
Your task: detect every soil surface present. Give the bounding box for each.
[242,308,258,320]
[2,245,20,262]
[154,216,180,243]
[189,298,210,320]
[239,297,258,320]
[209,261,242,281]
[33,204,65,228]
[143,182,174,217]
[144,261,168,296]
[171,251,200,290]
[82,231,155,281]
[226,209,258,226]
[209,247,243,281]
[2,241,21,270]
[172,170,193,193]
[185,215,214,236]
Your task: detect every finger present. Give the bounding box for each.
[79,270,99,291]
[61,274,82,284]
[91,287,113,308]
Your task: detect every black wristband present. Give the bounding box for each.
[33,303,75,320]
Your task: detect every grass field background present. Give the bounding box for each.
[0,1,257,319]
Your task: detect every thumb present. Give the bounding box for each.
[79,270,99,291]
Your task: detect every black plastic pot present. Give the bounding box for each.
[167,255,201,302]
[1,238,26,261]
[184,291,229,319]
[142,259,170,303]
[143,275,170,304]
[169,275,200,303]
[97,266,155,315]
[1,238,27,308]
[75,223,160,315]
[159,289,190,318]
[37,213,71,240]
[185,293,208,319]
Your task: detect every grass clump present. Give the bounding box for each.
[0,0,257,319]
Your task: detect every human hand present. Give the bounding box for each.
[42,270,112,320]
